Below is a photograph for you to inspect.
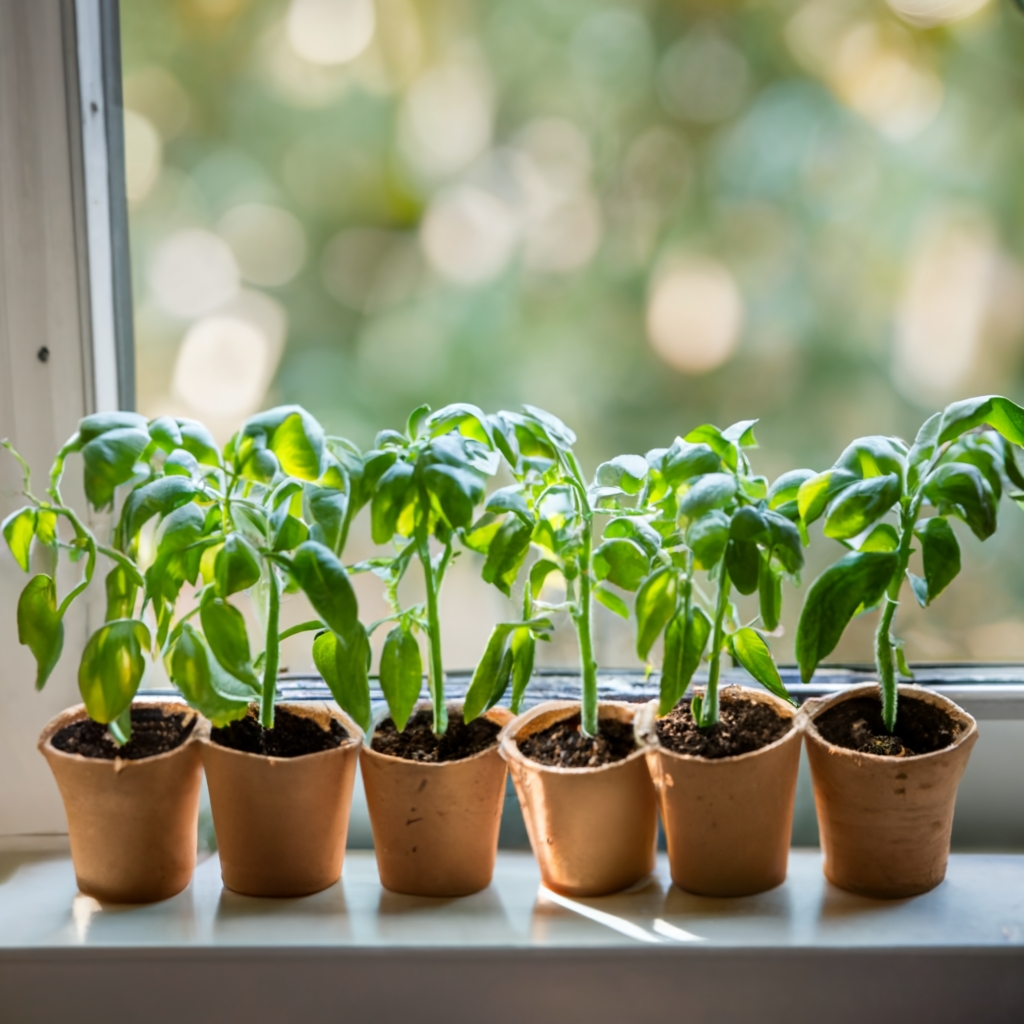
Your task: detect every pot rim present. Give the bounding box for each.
[38,697,205,766]
[197,700,363,763]
[498,699,648,775]
[639,685,801,765]
[361,700,512,769]
[798,682,978,762]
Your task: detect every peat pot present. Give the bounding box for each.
[501,700,658,898]
[39,699,204,904]
[800,683,978,899]
[639,687,802,897]
[361,704,512,898]
[200,702,361,897]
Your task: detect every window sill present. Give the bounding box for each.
[2,849,1023,1021]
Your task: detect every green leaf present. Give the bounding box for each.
[797,469,858,525]
[167,624,249,726]
[272,510,309,553]
[241,406,325,481]
[463,512,503,554]
[823,473,902,541]
[313,624,372,733]
[78,411,148,444]
[371,461,414,543]
[762,510,804,573]
[759,556,782,632]
[592,537,649,592]
[859,523,899,552]
[635,566,678,661]
[288,541,359,635]
[730,628,794,706]
[594,585,629,618]
[484,485,530,521]
[423,464,484,530]
[147,416,183,452]
[3,506,36,572]
[656,440,721,486]
[767,469,815,516]
[215,533,262,597]
[678,473,737,518]
[937,395,1024,447]
[34,508,57,548]
[105,565,138,622]
[914,516,960,605]
[834,436,907,481]
[660,605,711,715]
[603,516,662,557]
[922,462,997,540]
[78,619,151,723]
[722,419,759,447]
[596,454,648,495]
[530,559,560,598]
[177,419,221,467]
[510,628,535,714]
[82,427,151,509]
[684,424,738,470]
[17,574,64,689]
[379,626,423,731]
[464,624,516,722]
[482,516,532,597]
[725,538,760,596]
[686,510,730,570]
[406,403,431,440]
[795,551,899,683]
[121,477,199,546]
[303,485,347,553]
[907,412,941,491]
[200,598,260,690]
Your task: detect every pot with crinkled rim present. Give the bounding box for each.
[39,697,205,904]
[799,683,977,899]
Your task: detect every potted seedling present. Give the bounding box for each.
[355,403,515,897]
[492,406,658,898]
[794,395,1024,897]
[183,405,372,897]
[628,421,805,896]
[3,413,210,902]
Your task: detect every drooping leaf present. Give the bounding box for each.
[529,559,560,599]
[725,539,760,595]
[78,411,148,444]
[659,605,711,716]
[313,625,372,733]
[371,461,415,543]
[795,551,899,683]
[423,463,485,530]
[729,627,794,705]
[937,395,1024,447]
[594,585,629,618]
[78,619,151,724]
[2,506,36,572]
[482,516,533,597]
[485,485,531,522]
[914,516,960,605]
[378,626,423,731]
[859,523,899,552]
[592,537,649,592]
[797,469,859,525]
[288,541,358,635]
[922,462,997,540]
[82,427,151,509]
[214,533,262,597]
[635,566,678,661]
[167,624,249,726]
[17,574,64,689]
[200,597,260,690]
[304,485,347,553]
[686,510,730,570]
[510,627,535,713]
[464,624,516,722]
[759,556,782,632]
[104,564,138,622]
[823,473,902,541]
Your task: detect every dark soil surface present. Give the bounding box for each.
[657,690,792,759]
[371,707,500,763]
[815,694,963,757]
[51,706,195,760]
[211,706,347,758]
[518,713,637,768]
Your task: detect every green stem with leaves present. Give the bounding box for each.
[415,516,448,736]
[259,563,280,729]
[696,567,732,729]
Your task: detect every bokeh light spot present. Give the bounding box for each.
[286,0,376,66]
[148,229,240,319]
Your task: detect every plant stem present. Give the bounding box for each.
[416,522,447,736]
[259,564,280,730]
[576,516,599,738]
[698,567,732,729]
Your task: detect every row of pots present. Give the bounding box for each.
[41,683,977,906]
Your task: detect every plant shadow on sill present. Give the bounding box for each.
[660,881,794,923]
[376,885,509,919]
[214,883,350,924]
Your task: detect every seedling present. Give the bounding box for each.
[357,404,500,736]
[795,395,1024,732]
[2,406,373,741]
[629,421,801,726]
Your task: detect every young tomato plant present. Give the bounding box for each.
[461,406,623,738]
[357,404,500,736]
[629,421,802,727]
[795,395,1024,732]
[2,405,373,741]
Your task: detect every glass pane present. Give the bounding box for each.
[119,0,1024,672]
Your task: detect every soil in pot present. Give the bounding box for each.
[518,712,636,768]
[371,707,499,762]
[51,706,196,760]
[211,706,347,757]
[815,695,963,757]
[657,692,791,759]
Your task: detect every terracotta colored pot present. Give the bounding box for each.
[639,687,802,897]
[199,702,361,897]
[38,699,204,904]
[800,683,978,899]
[501,700,658,898]
[361,703,512,898]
